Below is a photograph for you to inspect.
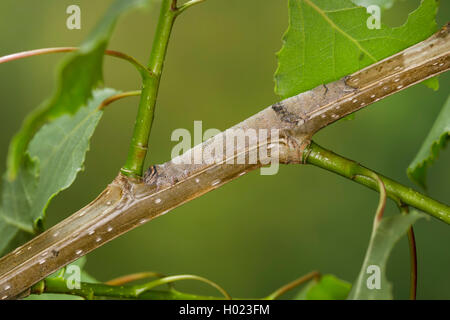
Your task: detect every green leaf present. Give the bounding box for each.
[294,274,352,300]
[408,95,450,189]
[275,0,438,99]
[45,256,97,284]
[6,0,151,180]
[25,257,97,300]
[348,210,425,300]
[25,292,84,300]
[0,89,118,256]
[352,0,394,10]
[422,76,439,91]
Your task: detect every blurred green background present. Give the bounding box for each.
[0,0,449,299]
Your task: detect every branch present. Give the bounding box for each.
[0,24,449,300]
[122,0,178,178]
[303,142,450,224]
[30,277,226,300]
[30,271,318,300]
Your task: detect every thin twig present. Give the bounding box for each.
[31,271,322,300]
[0,47,150,77]
[105,271,167,286]
[304,142,450,224]
[177,0,207,14]
[133,275,232,300]
[399,205,418,300]
[371,173,387,225]
[122,0,178,177]
[407,226,418,300]
[265,271,321,300]
[98,90,142,110]
[31,277,227,300]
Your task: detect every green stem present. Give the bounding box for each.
[30,273,319,300]
[30,278,239,300]
[31,269,317,300]
[303,141,450,225]
[133,274,232,299]
[121,0,178,178]
[30,278,215,300]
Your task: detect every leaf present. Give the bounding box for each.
[46,256,97,284]
[408,95,450,189]
[275,0,439,99]
[25,257,97,300]
[294,274,351,300]
[422,76,439,91]
[353,0,440,92]
[348,210,425,300]
[0,89,118,256]
[25,292,84,301]
[352,0,394,10]
[6,0,152,179]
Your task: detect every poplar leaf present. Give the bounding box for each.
[348,210,425,300]
[408,96,450,189]
[275,0,439,99]
[294,274,351,300]
[25,257,97,300]
[352,0,394,10]
[6,0,152,179]
[0,89,118,256]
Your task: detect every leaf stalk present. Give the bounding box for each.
[0,47,150,78]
